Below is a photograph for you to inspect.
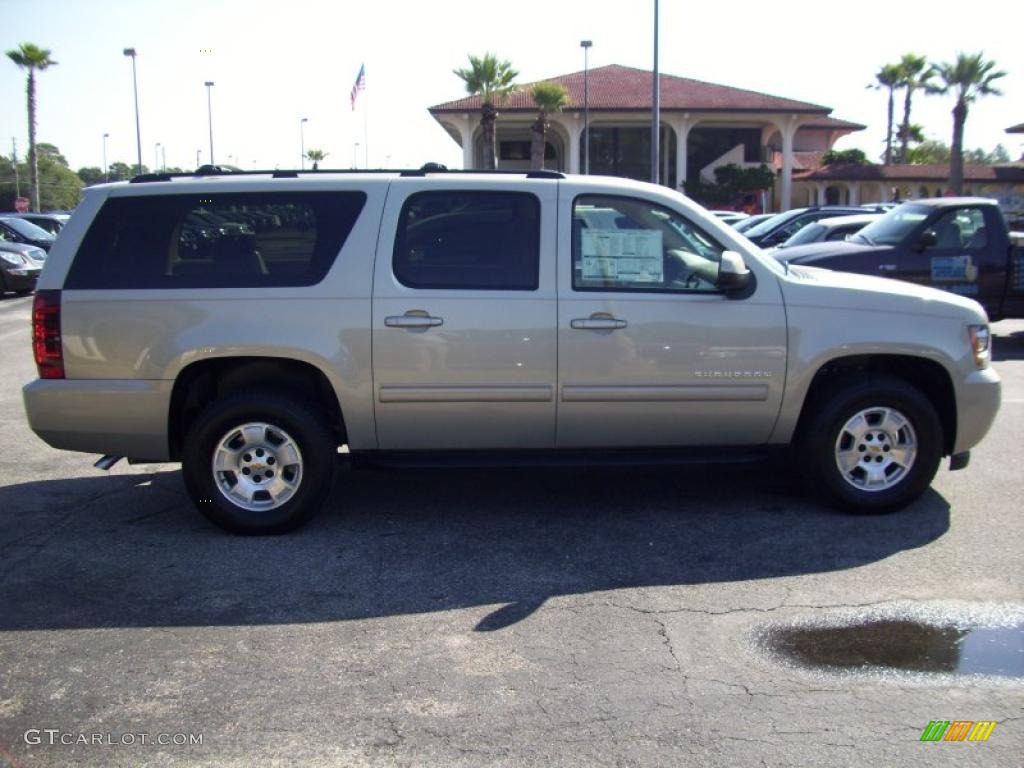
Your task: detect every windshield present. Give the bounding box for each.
[1,217,56,241]
[780,222,826,248]
[742,209,804,238]
[851,204,929,246]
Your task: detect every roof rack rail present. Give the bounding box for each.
[129,166,566,183]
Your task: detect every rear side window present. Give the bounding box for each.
[393,190,540,290]
[65,192,365,289]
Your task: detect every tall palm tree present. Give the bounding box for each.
[868,63,902,164]
[895,53,937,163]
[7,43,58,212]
[453,53,518,170]
[933,52,1006,195]
[304,148,328,170]
[529,82,568,170]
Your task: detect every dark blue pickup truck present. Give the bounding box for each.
[774,198,1024,321]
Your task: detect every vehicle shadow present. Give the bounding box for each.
[0,462,950,633]
[992,329,1024,362]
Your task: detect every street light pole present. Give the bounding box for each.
[102,133,109,182]
[580,40,592,175]
[196,149,201,170]
[123,48,142,176]
[155,142,160,172]
[650,0,660,184]
[204,81,215,165]
[300,117,308,169]
[162,144,166,171]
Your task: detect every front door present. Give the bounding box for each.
[556,191,787,448]
[372,179,558,449]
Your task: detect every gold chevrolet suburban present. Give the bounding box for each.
[22,168,1001,533]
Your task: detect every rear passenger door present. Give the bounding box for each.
[371,179,558,449]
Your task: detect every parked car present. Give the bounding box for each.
[862,202,897,212]
[4,212,70,235]
[770,213,882,251]
[22,169,999,533]
[709,210,749,225]
[775,198,1024,320]
[732,213,775,233]
[0,216,56,252]
[0,240,45,295]
[742,206,886,248]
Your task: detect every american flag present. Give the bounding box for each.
[350,64,366,110]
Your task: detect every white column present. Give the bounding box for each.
[671,115,691,192]
[847,183,859,205]
[816,183,827,205]
[781,115,799,212]
[565,117,582,175]
[459,115,475,170]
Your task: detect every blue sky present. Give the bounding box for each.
[2,0,1021,172]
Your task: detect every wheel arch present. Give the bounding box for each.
[168,356,347,461]
[791,354,957,456]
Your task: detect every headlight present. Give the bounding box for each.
[27,247,46,262]
[968,324,990,369]
[0,251,25,266]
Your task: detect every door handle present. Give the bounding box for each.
[571,316,628,330]
[385,313,443,328]
[878,264,897,272]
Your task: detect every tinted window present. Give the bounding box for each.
[929,207,988,249]
[66,192,365,289]
[853,203,929,246]
[393,191,539,290]
[573,195,722,293]
[1,217,55,241]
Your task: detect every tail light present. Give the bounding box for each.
[32,289,64,379]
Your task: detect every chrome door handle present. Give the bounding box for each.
[385,314,443,328]
[571,317,628,330]
[878,264,897,272]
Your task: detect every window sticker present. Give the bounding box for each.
[581,229,663,283]
[931,255,977,283]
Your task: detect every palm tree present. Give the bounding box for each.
[933,53,1006,195]
[529,82,568,170]
[868,63,902,164]
[453,53,518,169]
[6,43,58,212]
[305,148,328,170]
[895,53,937,163]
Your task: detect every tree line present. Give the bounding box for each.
[870,52,1006,193]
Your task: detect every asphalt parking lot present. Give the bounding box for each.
[0,293,1021,767]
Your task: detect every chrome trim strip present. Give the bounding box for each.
[561,384,769,402]
[379,385,554,403]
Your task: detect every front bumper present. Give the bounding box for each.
[1,267,40,291]
[954,367,1001,455]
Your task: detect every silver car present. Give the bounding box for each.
[23,170,1000,533]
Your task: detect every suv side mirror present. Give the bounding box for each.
[718,251,752,294]
[916,229,938,251]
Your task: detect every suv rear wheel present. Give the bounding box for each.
[800,376,943,513]
[182,390,337,533]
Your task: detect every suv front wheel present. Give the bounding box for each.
[800,376,943,513]
[182,390,337,534]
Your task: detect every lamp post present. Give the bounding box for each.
[650,0,660,184]
[204,81,215,165]
[155,142,161,172]
[162,144,166,171]
[102,133,109,182]
[123,48,142,176]
[196,149,201,169]
[580,40,592,175]
[300,117,308,169]
[353,142,360,169]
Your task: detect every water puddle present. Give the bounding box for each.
[762,619,1024,678]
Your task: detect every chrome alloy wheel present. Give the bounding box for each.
[212,422,303,511]
[834,407,918,492]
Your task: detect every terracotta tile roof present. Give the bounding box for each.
[799,116,867,131]
[1007,122,1024,133]
[796,163,1024,182]
[430,64,833,114]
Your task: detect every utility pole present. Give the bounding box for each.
[204,81,215,165]
[123,48,143,176]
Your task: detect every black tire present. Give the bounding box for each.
[182,390,337,534]
[14,289,32,296]
[798,376,943,514]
